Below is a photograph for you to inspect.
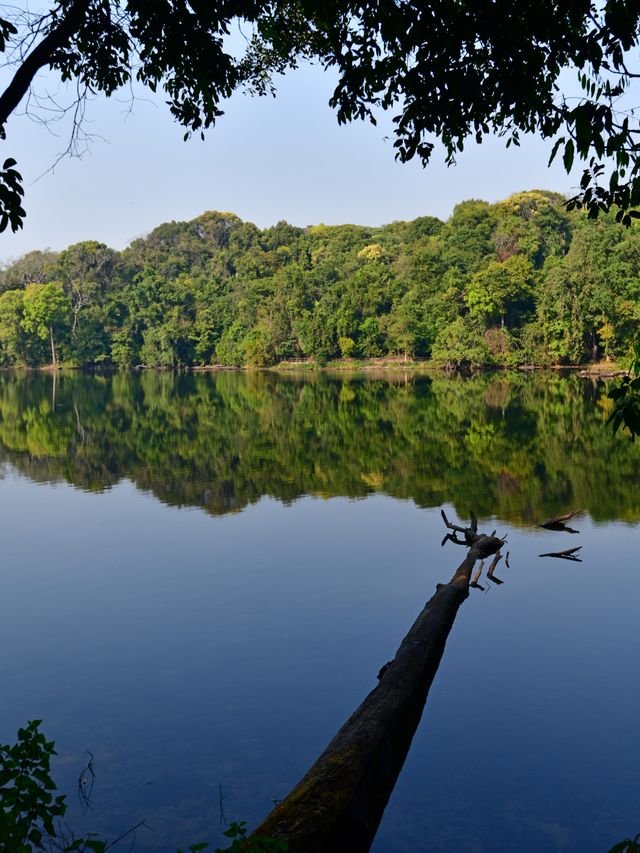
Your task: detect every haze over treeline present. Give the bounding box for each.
[1,190,638,369]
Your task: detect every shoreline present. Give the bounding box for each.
[0,358,626,377]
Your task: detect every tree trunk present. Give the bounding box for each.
[49,326,57,368]
[251,529,502,852]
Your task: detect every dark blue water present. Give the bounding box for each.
[0,371,638,852]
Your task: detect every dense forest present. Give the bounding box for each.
[1,190,639,368]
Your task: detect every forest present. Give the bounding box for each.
[1,189,639,369]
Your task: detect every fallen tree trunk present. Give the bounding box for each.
[251,521,503,852]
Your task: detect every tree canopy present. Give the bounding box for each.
[1,1,640,231]
[1,191,639,370]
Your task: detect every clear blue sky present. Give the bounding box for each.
[1,60,581,263]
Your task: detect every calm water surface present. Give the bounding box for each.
[0,370,638,852]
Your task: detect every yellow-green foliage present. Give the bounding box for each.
[0,192,638,368]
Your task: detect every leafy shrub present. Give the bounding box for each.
[1,722,290,853]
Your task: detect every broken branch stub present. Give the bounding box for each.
[441,509,505,555]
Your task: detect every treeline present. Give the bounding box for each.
[1,371,639,523]
[1,190,639,368]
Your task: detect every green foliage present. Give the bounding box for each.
[0,289,26,365]
[20,282,71,365]
[608,343,640,439]
[0,194,639,370]
[338,336,356,358]
[21,283,69,341]
[431,318,491,369]
[0,720,66,851]
[1,723,288,853]
[213,821,289,852]
[3,4,640,229]
[177,820,292,853]
[492,191,571,266]
[465,256,535,328]
[0,157,25,233]
[0,720,113,851]
[0,250,57,293]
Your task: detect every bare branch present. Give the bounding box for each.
[486,551,504,583]
[440,508,467,535]
[470,560,485,590]
[0,0,91,132]
[440,509,506,557]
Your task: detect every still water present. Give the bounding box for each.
[0,370,638,852]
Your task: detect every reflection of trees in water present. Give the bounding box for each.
[0,370,639,523]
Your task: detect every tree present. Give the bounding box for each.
[431,317,491,370]
[0,249,58,292]
[1,191,639,370]
[21,281,70,366]
[466,256,535,329]
[1,2,640,231]
[384,297,419,361]
[491,191,572,267]
[0,289,26,364]
[56,241,117,336]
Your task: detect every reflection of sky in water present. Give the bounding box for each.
[1,473,638,852]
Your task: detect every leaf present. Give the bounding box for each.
[563,139,575,172]
[83,840,107,852]
[548,137,564,166]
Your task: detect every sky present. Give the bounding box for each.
[0,58,583,264]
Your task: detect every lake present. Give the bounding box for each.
[0,369,638,852]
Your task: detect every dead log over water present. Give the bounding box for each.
[251,518,504,852]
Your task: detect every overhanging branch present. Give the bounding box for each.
[0,0,91,133]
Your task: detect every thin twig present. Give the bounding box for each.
[219,783,227,826]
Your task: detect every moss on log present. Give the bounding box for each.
[251,527,503,852]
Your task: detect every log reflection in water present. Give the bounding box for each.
[537,509,582,533]
[539,546,583,562]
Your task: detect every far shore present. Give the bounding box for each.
[267,357,626,377]
[1,357,627,377]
